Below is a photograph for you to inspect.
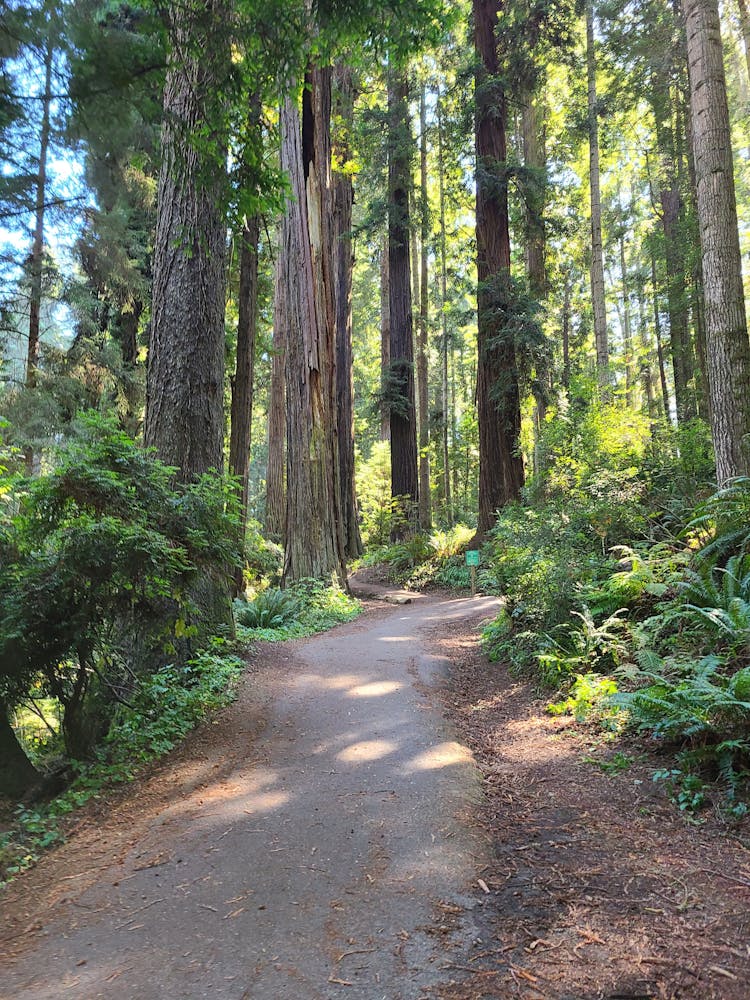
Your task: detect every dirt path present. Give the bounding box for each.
[434,622,750,1000]
[1,593,499,1000]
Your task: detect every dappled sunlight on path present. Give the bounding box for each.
[2,593,500,1000]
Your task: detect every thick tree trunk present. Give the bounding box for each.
[388,73,418,535]
[436,88,453,525]
[229,214,260,595]
[145,3,228,481]
[332,65,362,560]
[280,72,346,583]
[474,0,524,537]
[266,250,286,541]
[379,235,391,442]
[0,702,40,799]
[587,1,609,385]
[417,85,432,531]
[684,0,750,482]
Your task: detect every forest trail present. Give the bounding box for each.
[1,591,499,1000]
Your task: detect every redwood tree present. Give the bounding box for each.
[474,0,524,537]
[387,71,418,534]
[684,0,750,482]
[144,1,228,481]
[280,71,346,583]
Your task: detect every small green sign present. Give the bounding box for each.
[465,550,480,567]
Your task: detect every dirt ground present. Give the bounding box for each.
[2,589,749,1000]
[432,622,750,1000]
[0,593,498,999]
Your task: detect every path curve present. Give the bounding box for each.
[2,593,499,1000]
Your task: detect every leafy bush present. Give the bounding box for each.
[243,519,284,583]
[235,578,360,642]
[0,413,241,767]
[234,588,300,629]
[1,641,244,882]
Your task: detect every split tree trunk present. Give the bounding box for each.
[387,72,418,535]
[280,72,346,583]
[684,0,750,482]
[474,0,524,537]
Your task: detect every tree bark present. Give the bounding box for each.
[736,0,750,84]
[332,65,362,560]
[0,702,40,799]
[266,249,286,541]
[619,235,634,407]
[417,84,432,531]
[684,0,750,482]
[474,0,524,537]
[388,72,418,535]
[24,30,53,475]
[436,87,452,525]
[145,2,228,481]
[229,214,260,595]
[379,234,391,442]
[650,250,672,421]
[280,72,347,583]
[586,0,609,385]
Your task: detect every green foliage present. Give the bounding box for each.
[234,588,300,629]
[0,413,241,760]
[1,640,244,883]
[243,519,284,583]
[547,672,620,725]
[235,578,360,642]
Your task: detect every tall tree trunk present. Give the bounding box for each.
[650,250,672,421]
[332,65,362,560]
[145,3,228,481]
[684,0,750,482]
[280,72,346,583]
[736,0,750,83]
[229,214,260,596]
[0,702,40,799]
[586,0,609,384]
[619,235,635,407]
[387,72,418,535]
[266,250,286,541]
[522,94,546,300]
[474,0,524,538]
[379,235,391,442]
[24,31,53,475]
[522,88,549,473]
[562,271,572,391]
[436,87,453,525]
[417,85,432,530]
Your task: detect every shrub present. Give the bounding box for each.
[234,589,300,629]
[0,413,241,770]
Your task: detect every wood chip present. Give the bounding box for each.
[477,878,490,894]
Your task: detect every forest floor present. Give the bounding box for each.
[434,618,750,1000]
[1,583,749,999]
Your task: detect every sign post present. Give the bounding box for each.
[465,550,480,596]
